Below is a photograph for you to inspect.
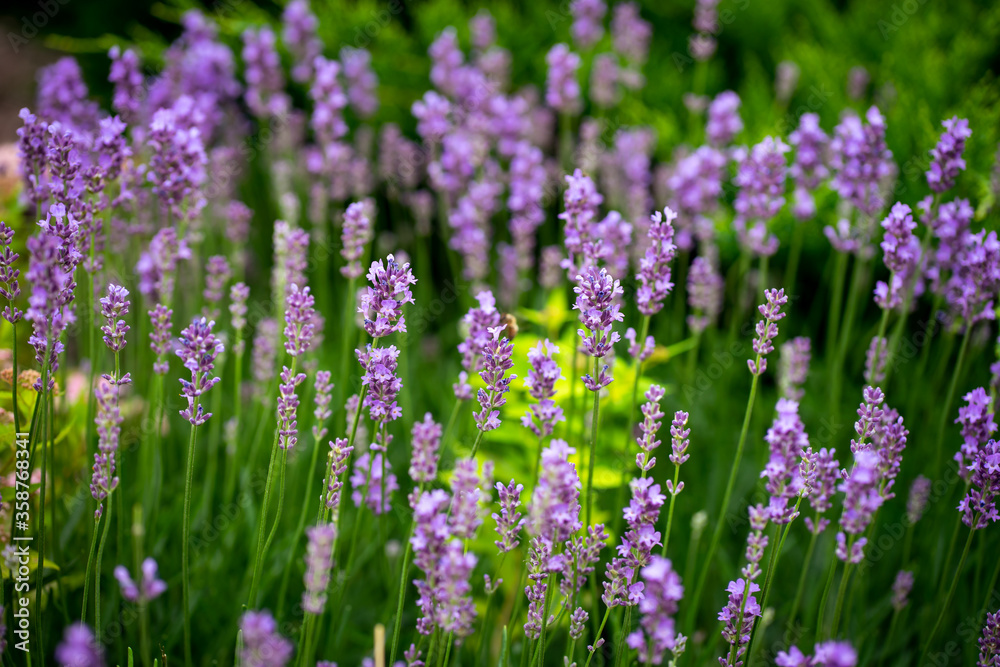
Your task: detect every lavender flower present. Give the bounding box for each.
[359,254,417,338]
[412,91,451,145]
[351,448,399,515]
[636,207,678,316]
[687,255,724,334]
[455,291,504,400]
[947,228,1000,326]
[410,413,442,484]
[778,337,811,401]
[627,556,686,664]
[358,344,402,423]
[603,476,665,606]
[203,255,231,317]
[836,449,883,563]
[927,117,971,193]
[979,610,1000,667]
[146,105,208,219]
[875,202,919,310]
[625,327,654,363]
[176,317,224,426]
[251,319,279,402]
[450,459,486,540]
[788,113,829,220]
[108,46,143,122]
[239,610,293,667]
[574,266,624,390]
[528,439,583,544]
[707,91,743,147]
[271,222,309,307]
[906,475,931,525]
[850,386,885,454]
[570,0,606,49]
[0,223,21,323]
[283,283,316,357]
[955,388,997,479]
[114,558,167,603]
[804,447,839,535]
[864,336,888,385]
[281,0,321,83]
[633,384,666,474]
[25,229,76,387]
[242,26,289,120]
[560,169,603,274]
[310,56,348,149]
[719,579,762,667]
[302,523,337,614]
[55,623,104,667]
[474,325,516,432]
[829,107,893,217]
[493,480,524,553]
[762,399,809,523]
[36,57,100,135]
[341,47,379,119]
[149,304,173,375]
[748,289,788,376]
[522,339,565,437]
[90,379,121,519]
[276,365,306,450]
[666,410,691,497]
[590,54,620,108]
[525,538,552,638]
[734,136,789,257]
[341,200,375,280]
[959,439,1000,529]
[100,284,130,354]
[612,2,652,64]
[890,570,913,611]
[545,44,582,114]
[325,438,354,515]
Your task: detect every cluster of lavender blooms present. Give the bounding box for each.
[11,2,1000,665]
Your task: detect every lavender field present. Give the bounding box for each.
[1,0,1000,665]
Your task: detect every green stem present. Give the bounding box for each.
[830,558,853,638]
[688,370,761,635]
[832,254,866,413]
[470,429,486,459]
[80,519,99,622]
[585,356,601,529]
[816,556,838,641]
[614,606,632,667]
[826,252,849,365]
[661,463,681,557]
[583,607,613,667]
[95,494,113,641]
[181,417,200,665]
[248,428,280,607]
[783,221,805,293]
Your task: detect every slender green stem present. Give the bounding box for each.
[614,606,632,667]
[583,607,613,667]
[877,609,900,667]
[95,495,113,641]
[36,382,49,667]
[389,538,415,666]
[536,573,555,666]
[784,221,805,293]
[921,519,977,662]
[933,326,972,477]
[816,556,838,641]
[585,356,601,528]
[936,500,967,597]
[826,252,848,365]
[688,371,761,635]
[80,519,99,622]
[259,450,289,581]
[470,429,486,459]
[830,558,853,638]
[248,428,280,606]
[661,464,681,557]
[832,254,866,412]
[181,416,200,665]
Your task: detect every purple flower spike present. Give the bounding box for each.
[604,476,665,607]
[350,448,399,515]
[114,558,167,603]
[340,47,379,119]
[241,26,290,120]
[612,2,652,65]
[325,438,354,514]
[545,44,582,114]
[283,283,316,357]
[528,439,583,543]
[341,200,375,280]
[149,304,173,375]
[276,365,306,450]
[748,288,788,376]
[455,291,504,401]
[959,439,1000,529]
[239,610,293,667]
[281,0,321,83]
[836,449,883,562]
[706,91,742,147]
[906,475,931,524]
[719,578,761,667]
[176,317,224,426]
[474,326,517,432]
[358,344,403,424]
[687,256,724,334]
[789,113,829,220]
[762,399,809,524]
[570,0,606,49]
[979,609,1000,667]
[734,136,789,257]
[359,254,417,339]
[450,459,486,540]
[636,384,667,474]
[927,116,971,193]
[625,327,655,363]
[667,410,691,495]
[830,106,893,217]
[574,266,624,388]
[0,222,22,323]
[627,556,686,665]
[203,255,231,317]
[90,379,121,519]
[875,202,920,310]
[891,570,913,611]
[522,339,565,437]
[493,480,524,553]
[864,336,888,386]
[55,623,105,667]
[778,337,811,401]
[100,284,130,354]
[302,523,337,615]
[955,387,997,480]
[410,413,443,484]
[108,46,143,122]
[636,208,678,316]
